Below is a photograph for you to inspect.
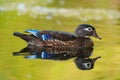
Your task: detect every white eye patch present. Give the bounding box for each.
[83,27,93,31]
[83,62,91,68]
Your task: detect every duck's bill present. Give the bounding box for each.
[92,32,102,40]
[93,56,101,62]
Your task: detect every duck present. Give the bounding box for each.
[13,24,101,58]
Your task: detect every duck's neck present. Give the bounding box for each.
[76,36,91,39]
[74,36,93,47]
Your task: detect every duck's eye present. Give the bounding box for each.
[83,62,91,68]
[83,27,93,31]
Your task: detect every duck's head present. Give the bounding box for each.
[75,24,102,40]
[74,56,101,70]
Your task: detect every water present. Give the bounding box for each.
[0,0,120,80]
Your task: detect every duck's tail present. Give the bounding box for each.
[14,32,24,37]
[13,32,45,46]
[14,32,31,41]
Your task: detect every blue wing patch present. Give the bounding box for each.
[25,55,37,59]
[41,52,48,59]
[25,29,41,38]
[25,52,55,59]
[25,29,51,41]
[42,34,50,41]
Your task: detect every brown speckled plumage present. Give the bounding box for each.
[13,24,102,70]
[13,24,101,58]
[44,37,93,48]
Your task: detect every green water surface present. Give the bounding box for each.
[0,0,120,80]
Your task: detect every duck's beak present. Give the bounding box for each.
[92,32,102,40]
[93,56,101,62]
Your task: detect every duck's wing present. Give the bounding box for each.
[25,30,77,41]
[41,30,77,41]
[25,30,41,38]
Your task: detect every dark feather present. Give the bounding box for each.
[41,30,77,41]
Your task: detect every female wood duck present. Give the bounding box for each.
[13,24,102,70]
[13,24,101,57]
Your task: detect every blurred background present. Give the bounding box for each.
[0,0,120,80]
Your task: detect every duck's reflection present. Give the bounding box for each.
[13,46,101,70]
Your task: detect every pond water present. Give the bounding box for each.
[0,0,120,80]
